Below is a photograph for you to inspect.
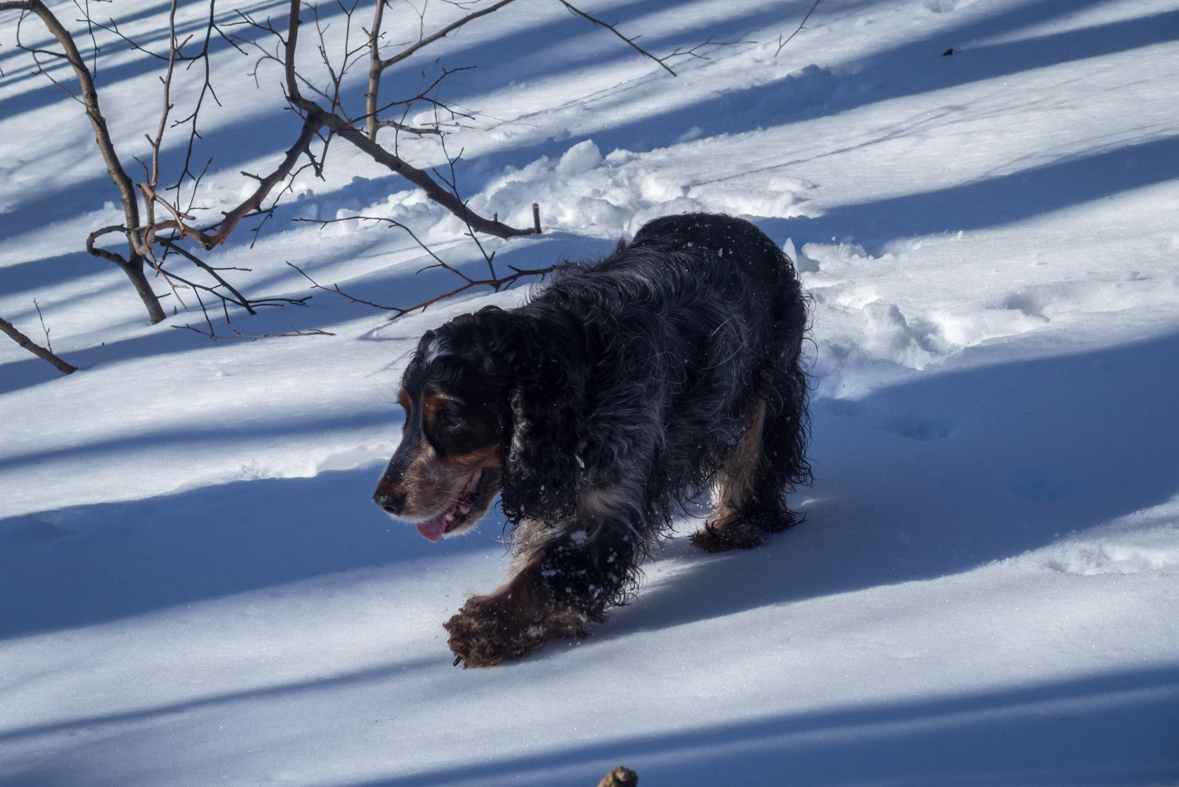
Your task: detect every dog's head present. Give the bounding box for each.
[372,307,519,541]
[374,302,592,539]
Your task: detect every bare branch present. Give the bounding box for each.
[776,0,822,56]
[156,237,257,313]
[378,0,519,71]
[287,260,402,313]
[146,112,326,250]
[435,134,497,278]
[557,0,676,75]
[290,215,556,321]
[310,102,536,237]
[0,314,78,374]
[659,34,749,66]
[366,0,519,140]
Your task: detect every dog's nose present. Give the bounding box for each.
[374,491,406,515]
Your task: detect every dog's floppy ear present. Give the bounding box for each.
[499,317,588,524]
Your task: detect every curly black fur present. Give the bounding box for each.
[375,213,811,665]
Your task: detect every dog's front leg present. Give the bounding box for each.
[445,523,637,667]
[444,561,586,668]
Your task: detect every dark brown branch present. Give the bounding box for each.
[154,262,310,310]
[156,237,257,314]
[776,0,823,56]
[379,265,548,321]
[2,0,166,323]
[378,0,519,71]
[228,0,533,239]
[145,112,327,250]
[309,103,535,237]
[0,315,78,374]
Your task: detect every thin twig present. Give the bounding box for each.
[173,324,335,341]
[33,298,53,353]
[289,213,557,322]
[776,0,823,56]
[287,260,402,312]
[557,0,676,75]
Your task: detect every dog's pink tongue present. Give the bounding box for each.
[416,511,449,543]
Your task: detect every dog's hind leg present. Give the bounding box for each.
[690,398,785,552]
[692,294,812,553]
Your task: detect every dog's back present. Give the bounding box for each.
[513,213,809,532]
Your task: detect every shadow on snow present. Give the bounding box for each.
[335,666,1179,787]
[2,332,1177,649]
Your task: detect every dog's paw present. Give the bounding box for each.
[691,507,797,552]
[689,522,768,552]
[444,594,585,667]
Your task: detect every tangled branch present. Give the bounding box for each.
[174,324,336,341]
[289,213,557,321]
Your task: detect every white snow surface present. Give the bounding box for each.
[2,0,1178,784]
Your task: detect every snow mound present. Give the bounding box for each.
[469,140,803,238]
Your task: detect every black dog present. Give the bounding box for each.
[374,213,810,666]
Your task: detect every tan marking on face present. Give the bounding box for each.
[398,387,411,414]
[422,392,458,429]
[386,388,506,532]
[394,436,505,532]
[442,443,504,469]
[397,440,474,518]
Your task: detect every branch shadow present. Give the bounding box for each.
[445,0,1172,170]
[0,656,439,747]
[8,0,1170,269]
[755,134,1179,254]
[0,458,518,642]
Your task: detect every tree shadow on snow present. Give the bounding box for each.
[4,330,1175,655]
[339,666,1179,787]
[454,0,1176,173]
[613,330,1179,634]
[0,460,520,642]
[756,135,1179,254]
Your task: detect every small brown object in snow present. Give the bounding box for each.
[597,766,638,787]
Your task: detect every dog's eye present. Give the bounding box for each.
[437,409,465,431]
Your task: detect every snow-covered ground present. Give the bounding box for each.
[2,0,1178,783]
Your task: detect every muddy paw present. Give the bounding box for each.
[443,596,527,667]
[443,593,585,668]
